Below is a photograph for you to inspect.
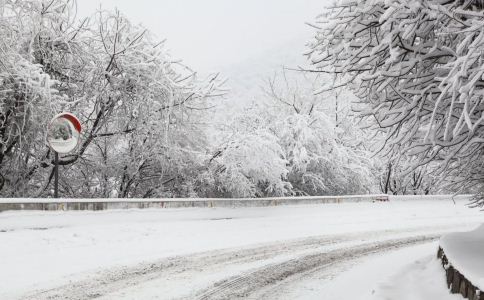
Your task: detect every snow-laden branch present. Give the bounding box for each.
[308,0,484,203]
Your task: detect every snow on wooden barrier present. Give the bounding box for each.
[437,225,484,300]
[0,194,389,212]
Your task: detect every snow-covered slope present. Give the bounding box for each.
[219,36,310,103]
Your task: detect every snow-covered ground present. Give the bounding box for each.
[0,197,481,299]
[273,243,462,300]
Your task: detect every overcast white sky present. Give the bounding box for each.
[77,0,325,74]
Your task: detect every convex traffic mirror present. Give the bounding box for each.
[47,113,81,154]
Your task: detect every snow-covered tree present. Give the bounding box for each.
[266,72,375,196]
[209,71,375,197]
[379,158,440,195]
[308,0,484,205]
[0,0,222,197]
[210,128,290,198]
[278,112,373,195]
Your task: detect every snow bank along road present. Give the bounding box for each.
[0,197,482,299]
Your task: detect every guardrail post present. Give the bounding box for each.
[54,152,59,198]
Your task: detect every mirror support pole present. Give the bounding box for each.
[54,151,59,198]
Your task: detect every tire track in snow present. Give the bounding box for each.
[21,235,347,300]
[196,235,438,300]
[21,231,439,300]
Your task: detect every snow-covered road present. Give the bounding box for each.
[1,197,482,299]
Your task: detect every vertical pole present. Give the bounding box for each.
[335,92,339,128]
[54,151,59,198]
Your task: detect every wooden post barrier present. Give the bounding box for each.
[438,247,484,300]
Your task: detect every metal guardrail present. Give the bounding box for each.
[0,194,389,212]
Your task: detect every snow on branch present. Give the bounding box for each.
[0,0,224,197]
[309,0,484,203]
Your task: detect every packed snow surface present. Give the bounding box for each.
[0,196,481,299]
[278,243,463,300]
[440,224,484,290]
